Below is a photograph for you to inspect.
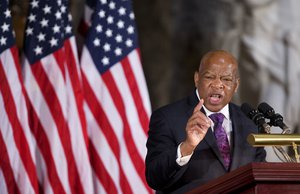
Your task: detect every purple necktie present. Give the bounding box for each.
[209,113,231,170]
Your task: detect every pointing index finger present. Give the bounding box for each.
[194,99,204,113]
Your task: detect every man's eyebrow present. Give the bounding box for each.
[202,72,233,76]
[221,74,234,77]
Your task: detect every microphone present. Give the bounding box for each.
[257,102,291,134]
[241,103,271,133]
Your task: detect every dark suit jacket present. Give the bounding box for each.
[145,91,266,193]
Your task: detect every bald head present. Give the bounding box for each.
[199,50,239,77]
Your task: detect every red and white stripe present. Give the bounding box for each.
[64,37,93,194]
[0,168,9,194]
[0,46,39,194]
[22,37,93,194]
[80,46,152,194]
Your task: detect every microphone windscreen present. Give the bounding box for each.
[241,102,270,133]
[258,102,275,118]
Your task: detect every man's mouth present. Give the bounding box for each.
[208,94,223,104]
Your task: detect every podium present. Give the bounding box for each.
[188,162,300,194]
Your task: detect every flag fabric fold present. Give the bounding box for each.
[22,0,93,193]
[0,0,39,193]
[80,0,152,193]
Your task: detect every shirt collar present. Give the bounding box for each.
[195,89,230,120]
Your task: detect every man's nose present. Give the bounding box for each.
[210,79,224,89]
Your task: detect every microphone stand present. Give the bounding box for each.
[261,124,295,162]
[273,145,294,163]
[273,129,295,163]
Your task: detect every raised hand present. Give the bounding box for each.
[180,99,211,156]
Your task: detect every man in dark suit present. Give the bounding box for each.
[145,50,266,193]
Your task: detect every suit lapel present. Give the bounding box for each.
[229,104,244,171]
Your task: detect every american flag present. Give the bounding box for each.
[0,0,39,193]
[22,0,93,193]
[80,0,152,193]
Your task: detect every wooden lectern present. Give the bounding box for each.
[188,162,300,194]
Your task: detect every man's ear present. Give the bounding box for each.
[234,78,240,93]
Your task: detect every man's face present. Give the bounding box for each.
[194,54,239,112]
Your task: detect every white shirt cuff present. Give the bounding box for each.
[176,143,193,166]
